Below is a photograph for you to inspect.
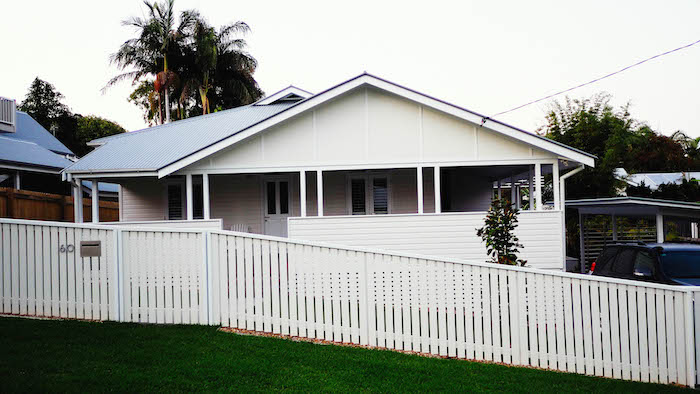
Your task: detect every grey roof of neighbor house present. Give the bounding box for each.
[0,111,74,170]
[0,136,74,169]
[3,112,74,155]
[66,102,296,173]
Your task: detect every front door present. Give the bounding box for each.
[263,178,290,237]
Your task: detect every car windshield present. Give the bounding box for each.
[659,251,700,278]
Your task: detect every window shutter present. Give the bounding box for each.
[167,184,183,220]
[351,179,366,215]
[373,178,388,214]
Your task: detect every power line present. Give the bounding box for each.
[490,38,700,118]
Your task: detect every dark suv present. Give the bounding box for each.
[591,242,700,286]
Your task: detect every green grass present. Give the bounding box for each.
[0,317,691,393]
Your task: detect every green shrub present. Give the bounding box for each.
[476,198,526,266]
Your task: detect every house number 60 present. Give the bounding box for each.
[60,244,75,253]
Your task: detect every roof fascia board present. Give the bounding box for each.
[152,73,592,177]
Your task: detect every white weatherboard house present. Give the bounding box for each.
[63,73,595,270]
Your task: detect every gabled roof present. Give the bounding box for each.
[65,73,596,179]
[2,112,73,155]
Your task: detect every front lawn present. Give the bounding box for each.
[0,317,691,392]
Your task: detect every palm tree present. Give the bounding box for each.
[105,0,194,124]
[181,14,262,115]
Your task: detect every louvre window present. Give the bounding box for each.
[373,178,388,214]
[350,176,388,215]
[351,178,366,215]
[167,184,183,220]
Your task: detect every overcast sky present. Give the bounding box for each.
[2,0,699,137]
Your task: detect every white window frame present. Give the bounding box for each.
[346,172,391,215]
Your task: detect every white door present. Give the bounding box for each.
[263,178,290,237]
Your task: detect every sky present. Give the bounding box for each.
[2,0,699,137]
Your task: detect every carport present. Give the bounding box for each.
[566,197,700,273]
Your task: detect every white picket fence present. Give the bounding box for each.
[1,218,699,387]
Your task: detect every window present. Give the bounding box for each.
[265,180,290,215]
[633,250,656,277]
[193,183,203,219]
[167,184,183,220]
[349,175,388,215]
[611,248,637,275]
[373,178,388,214]
[351,179,366,215]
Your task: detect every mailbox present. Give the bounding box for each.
[80,241,102,257]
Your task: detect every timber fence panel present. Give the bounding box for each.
[2,219,700,387]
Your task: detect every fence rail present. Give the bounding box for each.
[0,218,698,387]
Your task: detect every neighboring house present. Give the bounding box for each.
[614,167,700,192]
[63,73,595,269]
[0,96,75,194]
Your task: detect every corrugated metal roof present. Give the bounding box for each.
[1,112,74,155]
[0,136,74,170]
[66,103,295,173]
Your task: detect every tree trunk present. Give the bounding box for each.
[165,90,171,123]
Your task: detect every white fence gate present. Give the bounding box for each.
[1,218,699,387]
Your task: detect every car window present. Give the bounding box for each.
[611,248,637,275]
[596,247,619,273]
[659,251,700,278]
[633,250,655,277]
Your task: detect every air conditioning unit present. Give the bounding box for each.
[0,97,16,133]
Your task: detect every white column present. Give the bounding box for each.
[186,174,194,220]
[611,214,618,241]
[552,162,560,210]
[579,211,586,273]
[91,179,99,223]
[14,172,20,190]
[528,166,534,211]
[497,179,501,199]
[317,170,324,217]
[417,167,424,214]
[534,163,542,211]
[656,212,664,243]
[202,174,210,220]
[434,166,441,214]
[73,183,83,223]
[300,170,307,217]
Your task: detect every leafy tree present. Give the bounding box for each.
[541,93,698,200]
[476,198,526,266]
[74,116,127,156]
[18,77,126,156]
[18,78,70,134]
